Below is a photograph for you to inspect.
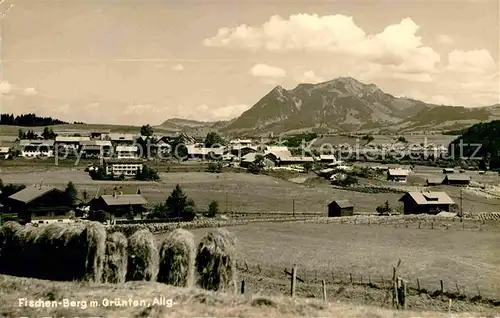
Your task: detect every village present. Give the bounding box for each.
[0,127,498,228]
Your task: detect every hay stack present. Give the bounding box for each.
[103,231,128,284]
[82,221,107,283]
[0,221,106,282]
[127,229,159,281]
[195,228,237,292]
[158,229,196,287]
[0,222,26,274]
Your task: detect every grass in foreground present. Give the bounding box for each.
[184,222,500,299]
[0,274,491,317]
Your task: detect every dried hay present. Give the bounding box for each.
[103,231,128,284]
[82,221,107,283]
[126,229,159,281]
[0,221,106,282]
[195,228,237,292]
[158,228,196,287]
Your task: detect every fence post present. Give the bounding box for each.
[241,280,245,294]
[417,278,420,291]
[350,273,353,284]
[291,265,297,298]
[440,280,444,294]
[322,280,327,302]
[455,282,460,295]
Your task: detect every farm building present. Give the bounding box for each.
[55,136,90,150]
[328,200,354,217]
[80,140,112,158]
[240,153,274,168]
[442,175,471,186]
[90,129,111,140]
[186,144,224,159]
[426,177,444,186]
[277,156,314,166]
[94,185,142,198]
[103,158,144,177]
[0,146,10,158]
[29,215,74,225]
[319,155,337,162]
[443,168,455,174]
[387,168,409,182]
[19,140,54,157]
[89,193,148,217]
[399,191,455,215]
[3,186,73,223]
[108,133,135,144]
[116,145,140,159]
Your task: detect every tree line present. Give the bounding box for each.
[0,113,67,126]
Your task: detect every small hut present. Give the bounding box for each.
[328,200,354,217]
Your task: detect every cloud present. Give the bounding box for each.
[23,87,38,96]
[0,81,13,94]
[296,70,324,84]
[445,49,497,74]
[436,34,454,45]
[172,64,184,71]
[205,14,440,73]
[249,63,286,78]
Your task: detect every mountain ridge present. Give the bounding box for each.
[220,77,499,134]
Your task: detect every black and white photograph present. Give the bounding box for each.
[0,0,498,316]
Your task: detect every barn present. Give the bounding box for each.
[442,175,471,186]
[399,191,455,215]
[328,200,354,217]
[89,193,148,218]
[3,186,73,223]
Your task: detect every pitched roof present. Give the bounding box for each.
[108,133,135,141]
[330,199,353,208]
[100,194,148,206]
[104,158,144,164]
[80,140,112,146]
[19,140,55,146]
[55,136,90,142]
[116,145,139,152]
[388,168,409,176]
[426,176,444,184]
[400,191,455,205]
[8,186,63,204]
[444,174,471,181]
[265,149,293,159]
[94,185,142,198]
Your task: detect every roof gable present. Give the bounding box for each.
[100,194,148,206]
[8,186,64,204]
[400,191,455,205]
[329,199,353,209]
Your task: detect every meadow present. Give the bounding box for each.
[184,222,500,299]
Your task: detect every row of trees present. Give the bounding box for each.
[0,113,67,126]
[149,184,219,220]
[18,127,57,140]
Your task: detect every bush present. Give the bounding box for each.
[376,201,393,215]
[207,161,223,173]
[207,201,219,218]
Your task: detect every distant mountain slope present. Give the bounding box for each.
[449,120,500,168]
[157,118,231,135]
[223,77,498,134]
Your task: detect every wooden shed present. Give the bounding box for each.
[328,200,354,217]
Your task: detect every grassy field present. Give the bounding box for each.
[1,275,487,318]
[180,222,500,300]
[0,123,177,136]
[313,134,458,147]
[2,165,500,214]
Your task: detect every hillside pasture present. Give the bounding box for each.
[183,222,500,299]
[313,134,458,148]
[2,168,500,214]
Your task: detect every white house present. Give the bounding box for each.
[229,139,253,150]
[116,145,139,159]
[0,146,10,158]
[186,143,224,159]
[55,136,91,150]
[20,140,55,158]
[103,158,144,177]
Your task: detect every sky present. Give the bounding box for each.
[0,0,498,125]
